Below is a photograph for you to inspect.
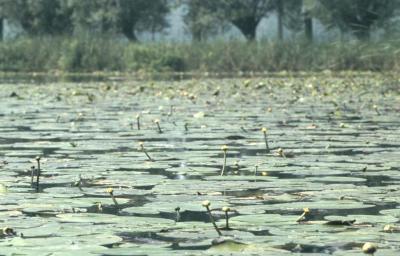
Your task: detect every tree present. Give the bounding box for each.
[0,0,170,40]
[0,0,73,35]
[0,18,3,41]
[221,0,275,40]
[183,0,274,41]
[318,0,399,40]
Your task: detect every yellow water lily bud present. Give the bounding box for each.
[106,188,114,194]
[222,206,230,212]
[221,145,228,151]
[202,200,211,207]
[362,242,377,254]
[261,127,268,133]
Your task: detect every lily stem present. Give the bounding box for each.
[205,205,222,236]
[136,115,140,130]
[225,211,229,229]
[35,157,41,192]
[220,151,227,176]
[156,122,162,133]
[263,132,270,153]
[30,166,35,187]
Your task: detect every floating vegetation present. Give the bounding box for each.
[0,73,399,254]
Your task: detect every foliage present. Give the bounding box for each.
[1,36,400,72]
[0,0,170,40]
[317,0,400,39]
[182,0,222,41]
[0,0,73,35]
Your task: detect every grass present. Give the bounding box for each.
[1,36,400,73]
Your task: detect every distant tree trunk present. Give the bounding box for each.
[232,16,258,41]
[277,0,283,41]
[122,23,137,41]
[352,26,370,40]
[192,30,202,41]
[304,11,313,42]
[0,18,3,41]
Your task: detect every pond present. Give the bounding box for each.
[0,73,399,255]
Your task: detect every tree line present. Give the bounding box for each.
[0,0,399,41]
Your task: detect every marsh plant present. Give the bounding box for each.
[154,119,163,133]
[220,145,228,176]
[202,200,222,236]
[139,142,154,161]
[261,127,270,153]
[106,188,119,208]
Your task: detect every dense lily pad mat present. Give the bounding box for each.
[0,73,399,255]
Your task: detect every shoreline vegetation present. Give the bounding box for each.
[1,36,400,74]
